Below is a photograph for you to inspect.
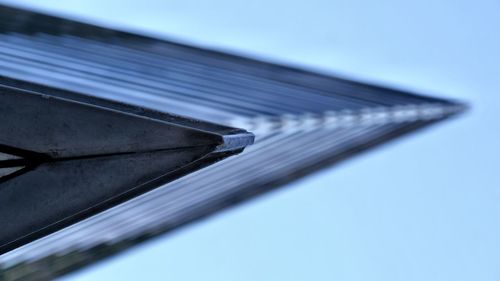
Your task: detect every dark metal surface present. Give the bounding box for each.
[0,4,465,280]
[0,77,253,255]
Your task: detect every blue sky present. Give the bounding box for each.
[2,0,500,280]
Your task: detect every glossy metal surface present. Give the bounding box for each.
[0,78,253,255]
[0,4,464,280]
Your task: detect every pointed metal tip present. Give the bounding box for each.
[444,101,471,117]
[215,131,255,153]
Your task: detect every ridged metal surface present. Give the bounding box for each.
[0,5,465,280]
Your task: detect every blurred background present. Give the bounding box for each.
[2,0,499,280]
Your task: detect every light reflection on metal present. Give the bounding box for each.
[0,79,254,256]
[0,4,466,281]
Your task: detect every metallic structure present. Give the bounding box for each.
[0,5,465,280]
[0,76,254,255]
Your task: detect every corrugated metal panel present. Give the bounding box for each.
[0,5,465,280]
